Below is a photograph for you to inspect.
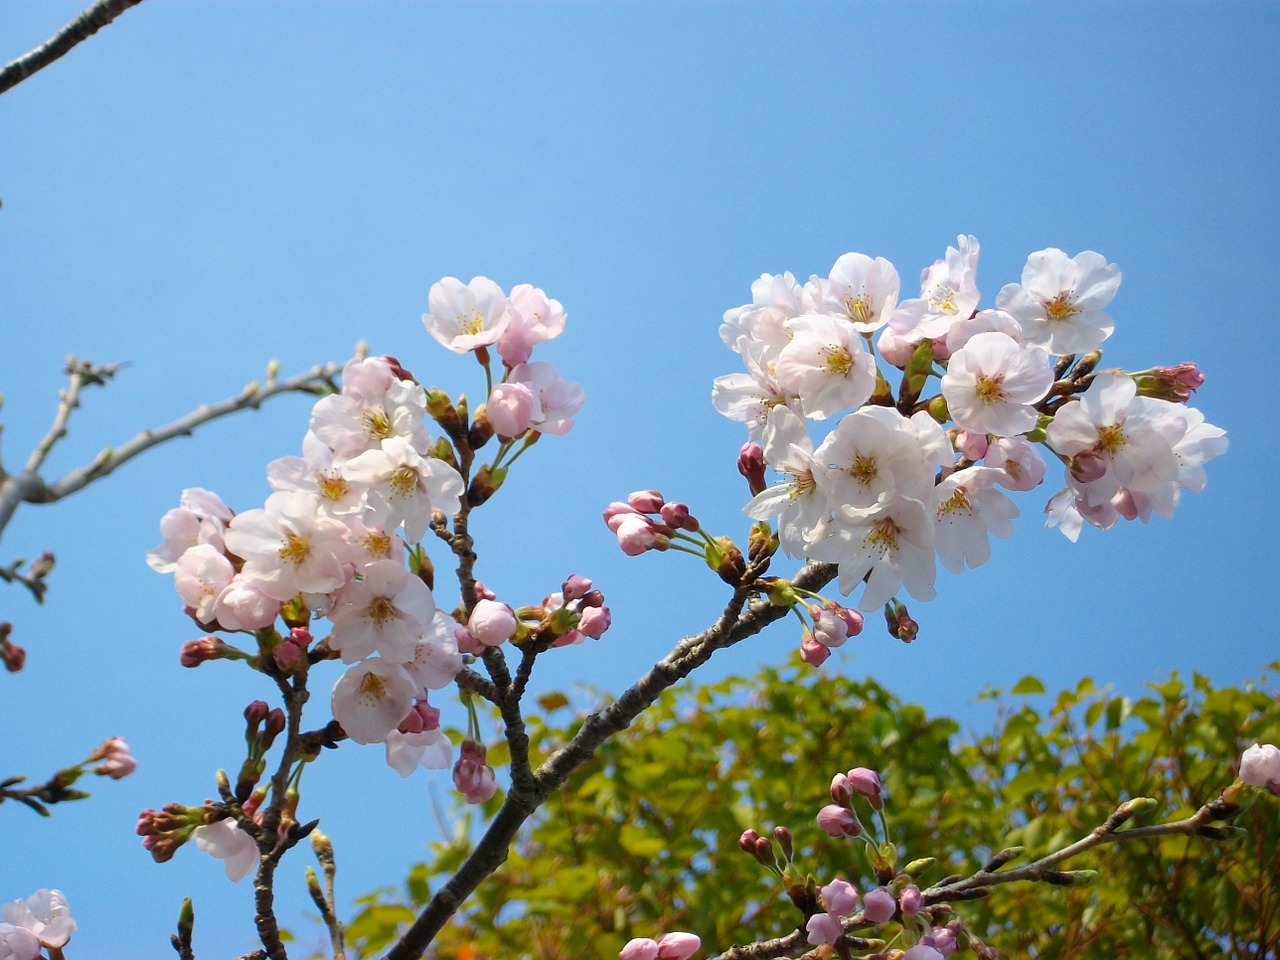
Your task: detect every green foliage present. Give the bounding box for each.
[345,663,1280,959]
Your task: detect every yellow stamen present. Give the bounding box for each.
[279,532,310,566]
[1097,423,1126,455]
[365,596,398,625]
[1043,291,1078,322]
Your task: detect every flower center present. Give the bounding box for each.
[279,532,310,566]
[318,472,349,501]
[361,406,391,440]
[1096,423,1127,455]
[356,671,388,704]
[850,455,879,487]
[365,596,398,624]
[1043,291,1078,322]
[460,307,485,336]
[929,284,958,315]
[937,487,973,519]
[844,293,874,326]
[363,531,394,558]
[974,374,1005,405]
[390,465,419,497]
[822,345,854,376]
[864,517,900,555]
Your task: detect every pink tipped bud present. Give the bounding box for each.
[738,829,762,853]
[738,442,767,496]
[181,635,226,667]
[1133,362,1204,401]
[656,932,701,960]
[659,502,698,531]
[816,804,861,837]
[862,886,897,923]
[846,767,883,809]
[89,736,137,779]
[830,772,853,806]
[800,632,831,666]
[822,877,860,915]
[262,708,286,748]
[381,355,416,382]
[578,605,611,639]
[244,700,270,728]
[603,501,642,531]
[561,574,593,601]
[900,884,923,917]
[453,740,498,804]
[613,514,659,556]
[954,429,989,461]
[627,490,665,513]
[2,640,27,673]
[619,940,660,960]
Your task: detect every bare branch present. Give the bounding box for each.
[0,0,149,96]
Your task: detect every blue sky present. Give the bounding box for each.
[1,2,1277,957]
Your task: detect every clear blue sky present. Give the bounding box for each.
[1,2,1276,957]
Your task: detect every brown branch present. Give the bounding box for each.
[383,560,838,960]
[0,0,148,96]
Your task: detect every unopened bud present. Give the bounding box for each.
[468,405,495,448]
[181,635,226,667]
[737,442,766,496]
[381,355,416,382]
[1044,869,1097,887]
[467,464,508,507]
[903,857,935,876]
[706,537,746,585]
[660,501,698,531]
[747,521,778,566]
[626,490,665,513]
[981,846,1024,872]
[772,825,793,861]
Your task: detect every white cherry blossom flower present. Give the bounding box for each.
[402,611,464,690]
[814,406,944,511]
[385,728,453,776]
[193,820,258,882]
[890,235,981,340]
[310,358,429,462]
[775,314,876,420]
[2,889,75,949]
[744,406,830,557]
[331,658,418,744]
[327,559,435,664]
[496,284,566,367]
[225,491,353,602]
[808,496,937,611]
[942,331,1052,437]
[422,275,510,353]
[343,438,465,543]
[996,248,1120,355]
[506,361,585,436]
[174,544,235,623]
[932,466,1018,574]
[146,487,233,572]
[807,252,900,333]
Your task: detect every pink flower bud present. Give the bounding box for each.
[660,502,698,531]
[900,883,923,916]
[806,913,844,946]
[830,772,853,806]
[862,886,897,923]
[955,429,989,461]
[619,939,660,960]
[905,946,946,960]
[613,514,659,556]
[486,382,538,439]
[561,574,593,600]
[799,632,831,666]
[89,736,137,779]
[737,442,766,496]
[1068,450,1108,483]
[578,605,611,639]
[453,740,498,804]
[1240,743,1280,796]
[846,767,883,809]
[656,932,701,960]
[627,490,665,513]
[181,635,226,667]
[821,878,860,915]
[603,501,642,531]
[816,804,861,837]
[468,599,517,647]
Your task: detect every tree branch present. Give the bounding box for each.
[0,0,149,96]
[383,561,838,960]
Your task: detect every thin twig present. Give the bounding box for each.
[0,0,148,96]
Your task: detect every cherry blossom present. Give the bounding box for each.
[422,275,510,353]
[890,235,981,341]
[744,406,829,557]
[996,248,1121,355]
[343,437,465,543]
[224,491,353,602]
[807,252,901,333]
[1,889,75,949]
[808,496,938,611]
[327,559,436,664]
[941,331,1052,437]
[0,923,40,960]
[193,820,259,882]
[496,283,566,367]
[932,466,1018,574]
[331,658,419,744]
[1240,743,1280,796]
[506,361,585,436]
[146,487,233,572]
[774,314,877,420]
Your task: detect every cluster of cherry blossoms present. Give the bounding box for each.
[0,890,74,960]
[711,237,1227,612]
[144,277,604,879]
